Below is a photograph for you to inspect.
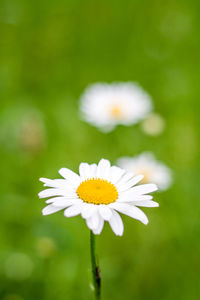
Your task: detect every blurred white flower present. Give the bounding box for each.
[36,237,57,258]
[5,253,34,281]
[141,113,165,136]
[39,159,158,236]
[80,82,153,132]
[19,113,46,154]
[0,106,46,155]
[117,152,172,191]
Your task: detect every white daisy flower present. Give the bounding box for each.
[141,113,165,136]
[39,159,158,236]
[117,153,172,191]
[80,82,153,132]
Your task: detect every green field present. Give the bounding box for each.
[0,0,199,299]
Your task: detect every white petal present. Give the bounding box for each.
[108,210,124,236]
[64,204,83,217]
[79,163,91,179]
[40,178,68,188]
[52,198,82,207]
[38,188,68,198]
[117,175,144,192]
[81,203,97,219]
[130,184,158,195]
[134,195,153,200]
[93,217,104,235]
[96,159,111,178]
[91,213,100,230]
[89,164,98,178]
[115,172,134,185]
[98,205,112,221]
[42,204,65,215]
[117,193,153,203]
[86,212,100,231]
[109,166,126,184]
[110,202,149,225]
[45,195,78,204]
[59,168,80,186]
[131,200,159,207]
[46,199,55,204]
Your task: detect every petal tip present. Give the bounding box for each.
[116,231,124,237]
[153,184,159,191]
[58,168,64,176]
[93,230,100,235]
[63,210,70,218]
[99,158,111,165]
[42,207,48,215]
[38,191,43,198]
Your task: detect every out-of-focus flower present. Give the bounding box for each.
[39,159,158,236]
[5,253,34,281]
[80,82,153,132]
[117,152,172,191]
[18,113,46,155]
[36,237,57,258]
[0,107,46,156]
[0,0,23,25]
[141,113,165,136]
[160,10,192,42]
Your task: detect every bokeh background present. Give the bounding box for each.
[0,0,199,299]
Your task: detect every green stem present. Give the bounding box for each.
[90,231,101,300]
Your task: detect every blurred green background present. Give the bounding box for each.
[0,0,199,299]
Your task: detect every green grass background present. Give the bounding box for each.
[0,0,199,299]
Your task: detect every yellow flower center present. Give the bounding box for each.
[110,105,123,119]
[76,178,118,205]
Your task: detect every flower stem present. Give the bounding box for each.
[90,231,101,300]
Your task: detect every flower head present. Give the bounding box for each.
[117,153,172,191]
[80,82,153,132]
[39,159,158,236]
[141,113,165,136]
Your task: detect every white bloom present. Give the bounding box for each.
[117,153,172,191]
[141,113,165,136]
[39,159,158,236]
[80,82,153,132]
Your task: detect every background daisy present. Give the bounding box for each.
[80,82,153,132]
[141,112,165,136]
[39,159,158,236]
[117,152,172,191]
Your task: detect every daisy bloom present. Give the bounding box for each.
[117,152,172,191]
[80,82,153,132]
[39,159,158,236]
[141,113,165,136]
